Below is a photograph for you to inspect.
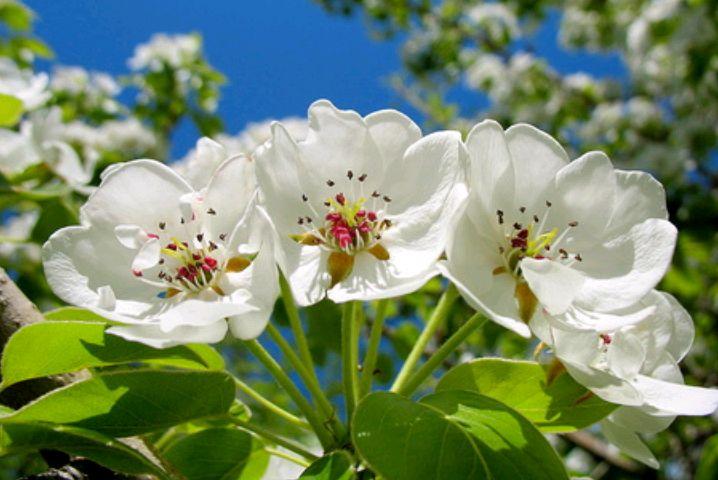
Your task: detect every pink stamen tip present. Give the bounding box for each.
[367,211,377,221]
[335,193,346,205]
[192,253,202,261]
[326,212,342,222]
[600,334,612,345]
[166,243,178,250]
[201,264,212,272]
[132,269,143,277]
[204,257,218,269]
[147,233,159,239]
[356,210,366,218]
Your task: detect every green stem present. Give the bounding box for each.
[341,301,361,421]
[233,418,319,462]
[359,299,389,397]
[243,339,334,449]
[390,284,460,393]
[233,377,311,430]
[396,313,486,396]
[265,324,346,441]
[264,447,311,468]
[279,275,319,386]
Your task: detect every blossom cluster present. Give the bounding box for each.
[41,100,718,467]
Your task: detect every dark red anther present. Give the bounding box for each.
[600,334,612,345]
[166,243,178,251]
[335,193,346,205]
[356,210,366,218]
[326,212,342,223]
[147,233,159,240]
[192,253,202,261]
[178,267,190,278]
[132,269,143,277]
[517,229,529,239]
[204,256,218,269]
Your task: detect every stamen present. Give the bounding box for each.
[327,179,335,187]
[358,173,367,182]
[147,233,159,239]
[196,233,204,242]
[513,222,522,230]
[574,253,582,262]
[519,206,526,213]
[372,191,380,198]
[219,233,227,241]
[302,193,308,202]
[568,221,579,227]
[383,196,392,203]
[533,215,539,223]
[207,208,216,215]
[347,170,354,180]
[159,222,166,230]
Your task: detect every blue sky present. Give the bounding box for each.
[26,1,625,157]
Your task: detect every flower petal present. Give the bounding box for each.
[606,169,667,237]
[364,109,422,166]
[600,419,659,469]
[107,320,228,348]
[631,375,718,416]
[521,258,585,315]
[202,154,257,240]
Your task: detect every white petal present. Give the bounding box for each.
[551,151,616,240]
[632,375,718,416]
[521,258,585,315]
[364,109,422,165]
[575,218,677,311]
[381,130,465,217]
[608,330,646,379]
[0,128,40,175]
[551,303,656,331]
[608,407,674,435]
[202,155,257,240]
[97,285,116,310]
[464,119,515,216]
[505,123,569,212]
[46,141,91,186]
[108,320,228,348]
[157,296,257,332]
[661,292,694,362]
[114,225,147,249]
[131,237,161,271]
[600,419,659,469]
[563,360,643,406]
[606,169,667,237]
[83,160,193,233]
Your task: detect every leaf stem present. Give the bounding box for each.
[390,284,460,393]
[243,339,334,449]
[359,299,389,397]
[279,275,318,386]
[233,376,311,430]
[341,301,361,421]
[264,447,312,468]
[265,324,346,442]
[233,418,319,462]
[396,313,487,396]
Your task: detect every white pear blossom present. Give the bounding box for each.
[439,120,677,337]
[255,100,466,306]
[50,66,121,115]
[0,108,92,187]
[61,118,157,157]
[173,118,307,188]
[128,33,201,71]
[0,58,49,110]
[42,157,277,348]
[532,291,718,468]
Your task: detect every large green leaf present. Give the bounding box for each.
[352,391,568,480]
[300,451,355,479]
[0,321,224,389]
[162,427,256,480]
[0,369,236,437]
[696,433,718,480]
[44,307,116,322]
[0,422,166,478]
[436,359,616,432]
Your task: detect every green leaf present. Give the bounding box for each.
[162,427,255,480]
[0,321,224,389]
[696,434,718,480]
[352,391,569,480]
[0,369,236,437]
[0,93,23,127]
[300,451,355,480]
[44,307,112,322]
[436,359,616,432]
[0,422,165,477]
[0,1,33,30]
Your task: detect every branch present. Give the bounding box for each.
[563,431,642,474]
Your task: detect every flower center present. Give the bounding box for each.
[290,170,393,287]
[492,201,582,278]
[491,201,583,322]
[126,209,252,298]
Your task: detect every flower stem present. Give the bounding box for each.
[233,418,319,462]
[265,324,346,441]
[243,339,334,449]
[233,376,311,430]
[390,284,460,393]
[359,299,389,397]
[341,301,361,421]
[264,447,312,468]
[396,313,487,396]
[279,275,318,385]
